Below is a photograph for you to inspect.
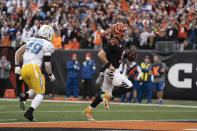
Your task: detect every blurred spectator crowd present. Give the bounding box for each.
[0,0,197,50]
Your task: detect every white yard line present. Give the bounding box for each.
[0,105,17,107]
[0,119,17,121]
[1,98,197,109]
[0,107,7,108]
[0,110,196,114]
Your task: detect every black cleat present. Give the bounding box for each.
[24,113,34,121]
[20,101,26,110]
[19,94,26,110]
[24,107,36,121]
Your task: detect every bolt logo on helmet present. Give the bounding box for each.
[38,25,54,41]
[112,23,128,40]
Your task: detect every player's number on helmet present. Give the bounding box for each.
[26,42,43,54]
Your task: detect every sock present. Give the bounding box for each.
[89,106,94,110]
[109,92,113,98]
[90,92,103,108]
[104,92,111,100]
[22,89,35,101]
[27,89,35,98]
[27,107,34,114]
[31,94,43,109]
[21,93,29,101]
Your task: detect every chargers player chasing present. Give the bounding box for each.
[15,25,56,121]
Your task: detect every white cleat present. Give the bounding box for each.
[20,101,26,110]
[82,107,96,121]
[101,93,111,110]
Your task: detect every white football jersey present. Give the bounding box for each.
[23,37,55,67]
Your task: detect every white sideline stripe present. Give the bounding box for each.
[1,120,197,124]
[0,105,84,107]
[0,110,197,114]
[1,98,197,109]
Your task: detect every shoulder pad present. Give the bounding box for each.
[108,38,119,47]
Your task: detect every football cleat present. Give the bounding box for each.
[24,109,37,121]
[82,107,95,121]
[20,101,26,110]
[101,93,111,110]
[24,114,37,122]
[19,94,26,110]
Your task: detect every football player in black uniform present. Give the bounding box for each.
[82,23,136,121]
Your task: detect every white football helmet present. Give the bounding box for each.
[38,25,54,41]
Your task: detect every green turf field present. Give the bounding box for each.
[0,99,197,123]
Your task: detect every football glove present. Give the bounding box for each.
[15,66,21,75]
[49,73,56,82]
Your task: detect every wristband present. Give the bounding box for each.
[105,62,111,68]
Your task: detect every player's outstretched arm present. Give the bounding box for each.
[15,44,26,75]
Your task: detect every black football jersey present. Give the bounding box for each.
[103,37,125,69]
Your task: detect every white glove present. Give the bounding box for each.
[15,66,21,75]
[49,73,56,82]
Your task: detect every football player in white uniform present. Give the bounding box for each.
[15,25,55,121]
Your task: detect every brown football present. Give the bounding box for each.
[127,49,137,62]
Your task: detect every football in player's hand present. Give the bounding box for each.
[127,49,137,62]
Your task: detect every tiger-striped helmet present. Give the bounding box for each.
[112,23,128,40]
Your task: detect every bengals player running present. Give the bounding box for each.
[83,23,137,121]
